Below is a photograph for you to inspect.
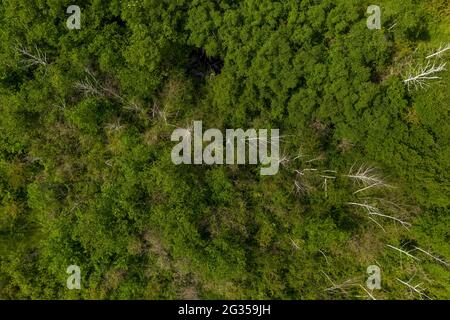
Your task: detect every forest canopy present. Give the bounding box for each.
[0,0,449,299]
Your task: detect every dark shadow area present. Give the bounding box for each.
[187,48,224,79]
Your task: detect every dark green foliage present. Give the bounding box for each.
[0,0,448,299]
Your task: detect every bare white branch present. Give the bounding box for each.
[346,201,411,229]
[52,97,67,110]
[320,174,335,198]
[321,271,359,295]
[426,43,450,59]
[359,284,376,300]
[345,163,391,194]
[292,169,314,195]
[305,155,325,163]
[124,100,145,114]
[403,61,446,90]
[105,160,113,167]
[413,246,450,268]
[74,76,102,97]
[397,278,432,300]
[386,244,420,261]
[319,249,330,265]
[75,69,124,102]
[289,237,301,251]
[105,119,124,133]
[15,44,48,68]
[367,216,386,232]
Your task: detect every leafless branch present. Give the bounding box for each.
[346,201,411,229]
[124,100,145,114]
[74,77,102,97]
[15,44,48,68]
[292,169,314,195]
[359,284,376,300]
[305,155,325,163]
[319,249,330,265]
[321,271,359,296]
[412,246,450,268]
[397,277,432,300]
[426,43,450,59]
[386,244,420,261]
[320,174,335,198]
[289,237,301,251]
[75,69,124,101]
[345,163,391,194]
[105,119,124,133]
[52,97,67,110]
[403,61,446,90]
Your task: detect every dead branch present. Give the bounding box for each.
[74,77,102,97]
[105,119,124,133]
[319,249,330,265]
[359,284,376,300]
[15,44,48,68]
[386,244,420,261]
[346,201,411,229]
[426,43,450,59]
[413,246,450,268]
[305,154,325,163]
[321,271,359,296]
[292,169,314,195]
[289,237,301,251]
[345,163,391,194]
[403,61,446,90]
[124,100,145,114]
[75,69,124,101]
[320,174,335,198]
[397,277,432,300]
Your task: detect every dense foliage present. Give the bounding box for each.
[0,0,448,299]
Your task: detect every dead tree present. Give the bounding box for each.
[74,76,102,97]
[397,277,432,300]
[412,246,450,268]
[15,44,48,68]
[105,119,124,133]
[358,284,376,300]
[75,69,124,102]
[52,97,67,110]
[321,271,359,296]
[292,169,316,195]
[386,244,420,261]
[320,174,336,198]
[289,237,301,251]
[124,99,145,114]
[318,249,330,265]
[346,201,411,230]
[403,61,446,90]
[305,154,325,163]
[150,101,176,125]
[345,163,391,194]
[426,43,450,59]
